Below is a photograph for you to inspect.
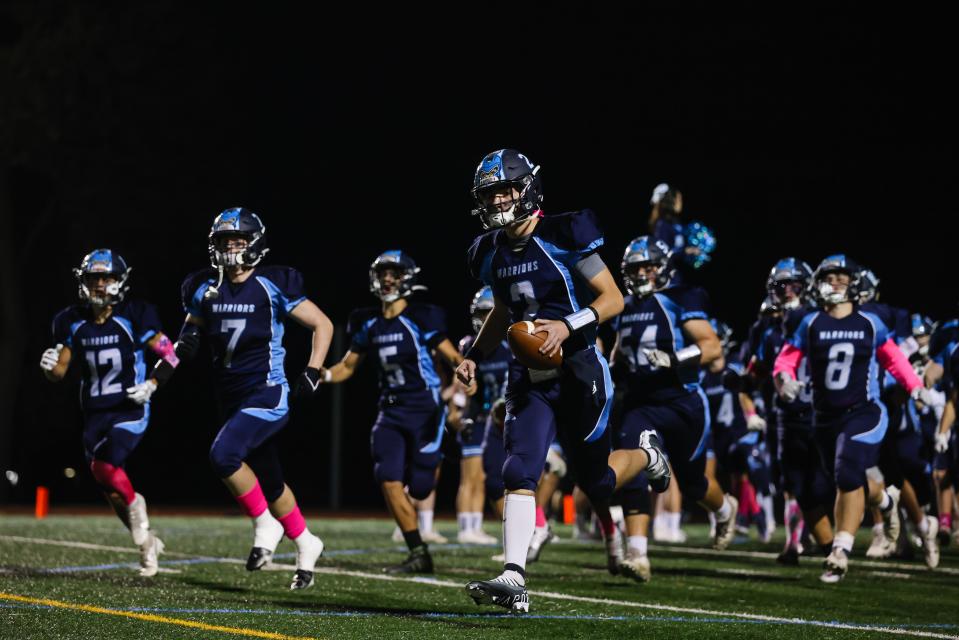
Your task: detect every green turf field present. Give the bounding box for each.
[1,515,957,639]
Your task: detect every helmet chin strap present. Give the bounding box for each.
[819,282,847,305]
[783,298,801,310]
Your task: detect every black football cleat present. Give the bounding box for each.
[776,547,800,566]
[384,546,433,574]
[465,577,529,613]
[246,547,274,571]
[290,569,315,590]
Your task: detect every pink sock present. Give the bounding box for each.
[535,506,547,528]
[940,514,952,532]
[277,504,307,540]
[738,480,759,516]
[235,481,268,518]
[787,502,804,547]
[89,460,135,505]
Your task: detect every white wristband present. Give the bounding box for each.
[563,306,599,333]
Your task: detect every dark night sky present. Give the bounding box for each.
[2,6,956,508]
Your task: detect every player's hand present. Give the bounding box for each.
[935,431,950,454]
[643,348,673,369]
[911,386,934,408]
[40,344,63,371]
[775,372,804,402]
[459,377,478,397]
[456,359,477,386]
[746,414,767,432]
[291,367,322,402]
[533,319,569,358]
[126,379,157,405]
[175,332,201,360]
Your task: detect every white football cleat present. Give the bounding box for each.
[881,486,901,544]
[127,493,151,547]
[422,529,448,544]
[391,526,404,543]
[138,533,164,577]
[458,529,498,545]
[619,547,651,583]
[865,532,896,559]
[604,527,625,575]
[527,525,552,563]
[921,515,940,569]
[713,496,738,551]
[820,547,848,584]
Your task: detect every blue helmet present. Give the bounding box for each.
[682,221,716,269]
[812,254,862,306]
[208,207,269,269]
[471,149,543,230]
[73,249,131,306]
[369,250,424,302]
[857,268,880,304]
[766,257,813,310]
[621,236,674,297]
[911,314,934,338]
[470,286,495,333]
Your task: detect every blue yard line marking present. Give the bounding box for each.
[1,602,957,631]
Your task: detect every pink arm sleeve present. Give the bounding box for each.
[149,334,180,368]
[773,343,802,379]
[876,339,921,393]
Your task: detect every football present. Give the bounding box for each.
[507,321,563,370]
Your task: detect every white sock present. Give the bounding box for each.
[708,511,717,533]
[418,509,434,533]
[878,491,892,512]
[716,496,733,522]
[872,522,883,536]
[252,511,280,549]
[470,512,483,532]
[627,535,648,556]
[667,511,681,533]
[458,512,470,533]
[502,493,535,583]
[761,495,775,526]
[834,531,855,555]
[919,516,929,536]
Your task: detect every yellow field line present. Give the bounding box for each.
[0,592,319,640]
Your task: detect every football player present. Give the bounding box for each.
[773,255,934,582]
[42,249,176,576]
[320,251,471,573]
[457,149,664,612]
[176,208,332,590]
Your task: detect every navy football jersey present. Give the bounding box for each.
[467,210,604,355]
[786,307,894,414]
[700,361,747,434]
[181,265,306,399]
[612,286,710,402]
[459,335,511,420]
[860,302,911,344]
[348,302,447,395]
[52,299,162,411]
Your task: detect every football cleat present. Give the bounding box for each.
[138,533,164,577]
[527,525,553,563]
[921,515,940,570]
[639,430,671,493]
[619,547,651,583]
[880,486,901,545]
[776,545,801,566]
[290,569,314,590]
[820,548,848,584]
[465,575,529,613]
[248,514,285,571]
[605,526,625,576]
[713,495,738,551]
[865,531,896,559]
[421,529,448,545]
[458,529,498,545]
[385,546,433,574]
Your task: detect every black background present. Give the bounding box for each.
[1,5,955,509]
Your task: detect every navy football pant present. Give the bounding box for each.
[82,405,150,467]
[502,349,613,504]
[482,415,507,498]
[370,389,446,500]
[815,401,887,493]
[210,384,290,501]
[617,390,711,502]
[777,417,833,512]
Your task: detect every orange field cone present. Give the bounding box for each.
[562,493,575,525]
[35,486,49,519]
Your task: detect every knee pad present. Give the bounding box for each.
[836,459,866,492]
[620,484,651,517]
[209,442,242,479]
[407,465,436,501]
[502,454,538,492]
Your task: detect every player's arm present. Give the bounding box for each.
[875,338,932,405]
[457,297,511,385]
[773,342,804,401]
[321,350,364,384]
[535,264,624,358]
[739,392,767,431]
[643,318,721,374]
[934,391,956,455]
[40,344,72,381]
[288,299,335,401]
[435,338,477,395]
